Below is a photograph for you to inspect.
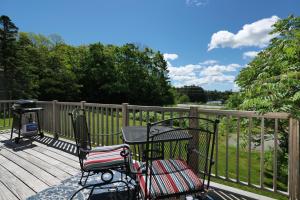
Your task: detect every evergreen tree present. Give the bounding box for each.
[0,15,18,99]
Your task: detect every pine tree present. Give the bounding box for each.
[0,15,19,99]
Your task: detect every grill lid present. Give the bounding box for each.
[12,99,37,110]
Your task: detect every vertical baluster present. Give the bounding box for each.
[236,117,240,183]
[101,107,104,146]
[215,115,219,177]
[92,106,95,145]
[106,107,109,145]
[70,105,73,137]
[154,111,157,122]
[169,111,174,158]
[3,103,6,128]
[66,105,73,138]
[179,112,183,158]
[260,117,265,188]
[170,111,173,126]
[87,106,91,140]
[273,118,278,192]
[248,117,253,185]
[0,103,2,129]
[65,105,67,138]
[60,104,63,136]
[225,115,229,180]
[139,110,142,126]
[133,109,136,126]
[61,104,64,136]
[116,108,120,144]
[64,104,70,138]
[146,111,149,123]
[96,107,100,146]
[111,108,114,145]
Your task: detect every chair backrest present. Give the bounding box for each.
[143,116,219,196]
[69,109,92,166]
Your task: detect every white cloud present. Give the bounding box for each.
[201,64,241,76]
[168,64,201,77]
[168,59,241,88]
[163,53,178,61]
[243,51,259,59]
[199,59,218,65]
[208,16,280,51]
[186,0,208,7]
[163,53,179,67]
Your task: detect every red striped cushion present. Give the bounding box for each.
[83,149,125,171]
[134,159,203,199]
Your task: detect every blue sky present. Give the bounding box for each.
[1,0,299,91]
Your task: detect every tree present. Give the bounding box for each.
[228,15,300,116]
[227,15,300,178]
[177,85,207,103]
[0,15,18,99]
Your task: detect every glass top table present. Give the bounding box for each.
[121,126,193,144]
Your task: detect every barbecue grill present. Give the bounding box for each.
[10,99,44,143]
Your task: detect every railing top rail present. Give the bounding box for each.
[0,100,15,103]
[56,102,81,106]
[197,109,290,119]
[1,100,291,119]
[37,101,53,105]
[128,105,190,112]
[85,103,122,109]
[128,105,290,119]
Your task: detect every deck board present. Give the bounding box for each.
[0,164,35,199]
[0,155,48,192]
[0,132,80,199]
[0,149,60,186]
[0,180,18,200]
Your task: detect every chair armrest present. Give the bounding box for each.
[90,144,130,152]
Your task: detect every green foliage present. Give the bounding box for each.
[227,15,300,181]
[0,15,18,99]
[0,15,174,105]
[228,15,300,117]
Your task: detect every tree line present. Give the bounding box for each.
[0,15,173,105]
[175,85,232,104]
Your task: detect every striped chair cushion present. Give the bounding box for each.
[83,149,126,171]
[134,159,203,199]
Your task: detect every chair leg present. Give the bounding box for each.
[87,185,96,200]
[79,171,90,185]
[83,171,90,185]
[79,171,84,185]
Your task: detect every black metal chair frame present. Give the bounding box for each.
[69,108,134,188]
[140,116,219,200]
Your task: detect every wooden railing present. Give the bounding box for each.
[0,100,299,199]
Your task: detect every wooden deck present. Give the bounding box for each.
[0,131,79,200]
[0,131,274,200]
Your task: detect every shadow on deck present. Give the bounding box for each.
[0,131,274,200]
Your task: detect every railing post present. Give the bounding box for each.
[80,101,86,109]
[122,103,129,127]
[189,106,199,173]
[289,118,300,200]
[52,100,58,139]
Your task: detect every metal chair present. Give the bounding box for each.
[133,116,219,199]
[69,108,132,186]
